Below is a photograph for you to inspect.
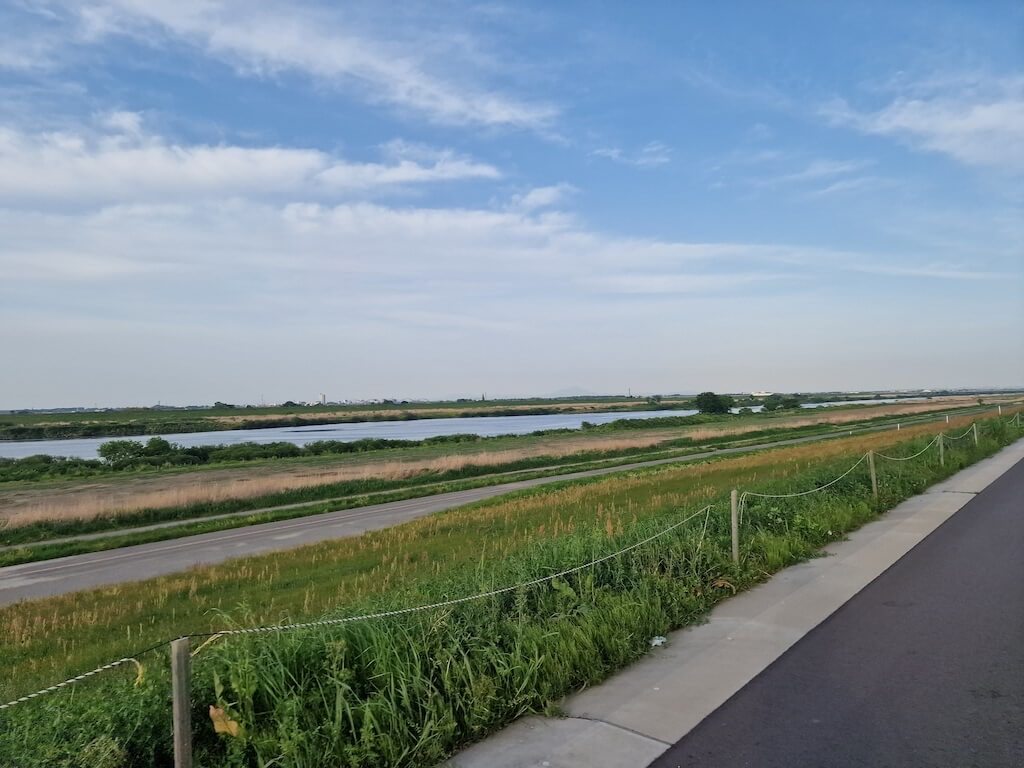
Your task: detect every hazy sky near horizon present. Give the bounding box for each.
[1,1,1022,408]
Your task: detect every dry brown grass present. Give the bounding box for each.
[0,397,1000,528]
[0,435,670,528]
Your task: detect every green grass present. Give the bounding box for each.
[0,416,1018,767]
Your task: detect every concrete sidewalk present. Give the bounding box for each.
[448,438,1024,768]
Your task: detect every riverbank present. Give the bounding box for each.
[1,400,999,530]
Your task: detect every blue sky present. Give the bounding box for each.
[1,1,1022,407]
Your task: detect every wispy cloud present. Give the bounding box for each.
[843,262,1012,281]
[581,272,795,295]
[0,114,500,205]
[59,0,558,130]
[508,183,577,212]
[806,175,890,198]
[822,74,1024,172]
[752,158,871,187]
[721,154,883,197]
[593,141,671,167]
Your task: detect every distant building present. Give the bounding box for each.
[751,391,774,398]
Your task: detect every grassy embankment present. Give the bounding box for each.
[0,412,1018,767]
[0,405,996,565]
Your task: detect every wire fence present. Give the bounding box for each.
[3,405,1022,715]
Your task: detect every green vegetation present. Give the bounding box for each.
[2,434,499,482]
[760,393,802,411]
[694,391,735,414]
[0,415,1017,767]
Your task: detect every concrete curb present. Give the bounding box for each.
[447,439,1024,768]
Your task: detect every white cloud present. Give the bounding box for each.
[63,0,557,129]
[822,75,1024,172]
[772,159,869,184]
[509,183,577,212]
[0,116,500,205]
[3,195,1018,405]
[593,141,671,167]
[2,192,1002,294]
[806,176,889,198]
[581,272,792,294]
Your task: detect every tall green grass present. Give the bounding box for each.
[0,418,1017,768]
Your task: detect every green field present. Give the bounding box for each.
[1,412,1018,767]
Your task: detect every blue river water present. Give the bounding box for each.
[0,408,698,460]
[0,398,926,460]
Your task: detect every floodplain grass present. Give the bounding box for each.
[0,413,1018,768]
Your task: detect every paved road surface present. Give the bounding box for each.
[652,455,1024,768]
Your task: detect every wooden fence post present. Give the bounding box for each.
[938,434,945,467]
[171,637,193,768]
[730,490,739,564]
[973,423,979,447]
[868,451,878,500]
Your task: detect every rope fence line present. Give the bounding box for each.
[0,641,166,712]
[4,406,1022,715]
[1,505,714,711]
[734,411,1024,555]
[187,504,714,640]
[943,425,976,441]
[875,435,941,462]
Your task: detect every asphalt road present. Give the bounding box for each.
[652,454,1024,768]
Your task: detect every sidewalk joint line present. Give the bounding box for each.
[567,714,672,747]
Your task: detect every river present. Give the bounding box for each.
[0,408,699,460]
[0,397,933,460]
